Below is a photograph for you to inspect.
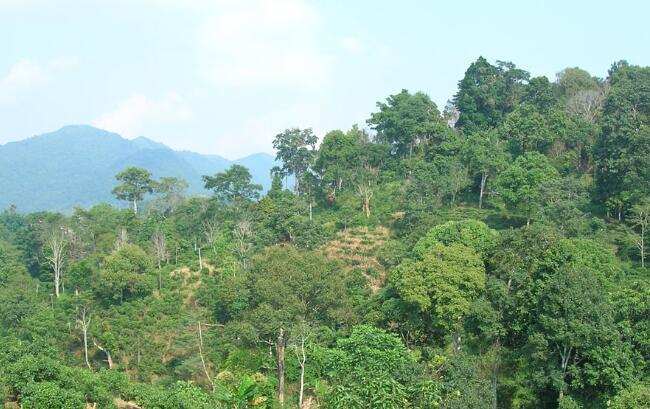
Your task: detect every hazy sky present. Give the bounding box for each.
[1,0,648,158]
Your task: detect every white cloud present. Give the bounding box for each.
[197,0,331,88]
[0,59,47,90]
[48,56,80,71]
[92,93,193,137]
[0,57,79,102]
[340,36,363,54]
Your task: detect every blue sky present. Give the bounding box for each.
[1,0,648,158]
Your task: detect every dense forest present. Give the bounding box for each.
[0,57,648,408]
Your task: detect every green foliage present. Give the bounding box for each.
[454,57,529,132]
[203,164,262,204]
[112,167,155,212]
[1,56,649,409]
[324,325,420,409]
[494,151,560,224]
[272,128,317,192]
[609,382,650,409]
[413,219,498,258]
[368,89,445,157]
[391,242,485,336]
[595,62,650,214]
[96,244,153,303]
[21,381,86,409]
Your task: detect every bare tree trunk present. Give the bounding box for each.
[197,322,215,391]
[637,235,645,268]
[276,328,286,406]
[479,172,487,209]
[452,332,461,354]
[133,199,138,214]
[558,345,572,404]
[298,335,306,408]
[115,228,129,251]
[76,307,91,369]
[233,220,252,270]
[46,229,67,298]
[152,229,168,290]
[93,340,114,369]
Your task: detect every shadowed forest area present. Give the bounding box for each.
[0,58,648,408]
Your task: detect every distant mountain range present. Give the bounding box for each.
[0,125,277,212]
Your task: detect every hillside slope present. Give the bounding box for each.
[0,125,276,212]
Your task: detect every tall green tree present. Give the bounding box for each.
[462,130,509,208]
[454,57,529,132]
[202,164,262,205]
[367,89,445,157]
[595,61,650,218]
[272,128,318,193]
[390,242,486,350]
[111,167,155,214]
[494,152,560,225]
[314,128,363,195]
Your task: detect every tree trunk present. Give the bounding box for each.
[298,337,306,408]
[641,227,645,268]
[452,332,461,354]
[94,341,114,369]
[198,247,203,270]
[276,328,286,406]
[54,273,60,298]
[558,345,572,405]
[47,232,66,299]
[197,322,215,391]
[479,172,487,209]
[78,309,91,370]
[133,199,138,214]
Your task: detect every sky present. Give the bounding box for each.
[1,0,648,159]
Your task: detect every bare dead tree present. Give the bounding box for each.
[45,228,67,298]
[202,218,220,255]
[197,321,215,392]
[356,182,374,218]
[152,228,168,290]
[76,306,92,369]
[233,220,253,270]
[566,88,606,124]
[151,228,168,269]
[114,228,129,251]
[63,226,85,262]
[290,323,311,408]
[276,327,286,406]
[93,340,114,369]
[194,239,204,270]
[630,202,649,268]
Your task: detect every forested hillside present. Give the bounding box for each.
[0,58,648,408]
[0,125,277,212]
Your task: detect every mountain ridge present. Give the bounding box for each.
[0,125,277,212]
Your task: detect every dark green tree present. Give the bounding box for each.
[272,128,318,193]
[367,89,445,157]
[494,152,560,225]
[203,164,262,204]
[595,61,650,218]
[454,57,529,132]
